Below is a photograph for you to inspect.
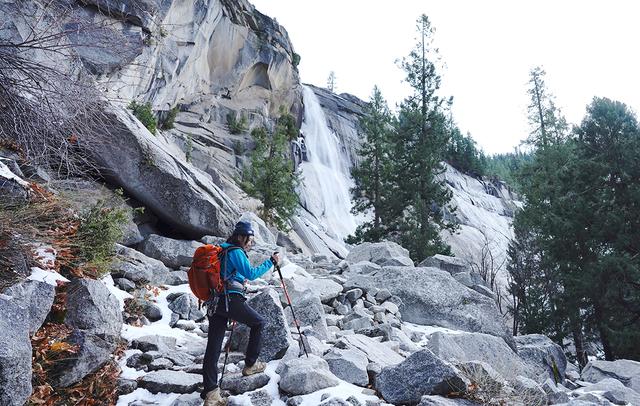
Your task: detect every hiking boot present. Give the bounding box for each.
[242,360,266,376]
[203,388,226,406]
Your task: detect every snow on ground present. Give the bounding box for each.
[403,322,466,347]
[116,388,181,406]
[0,160,30,187]
[120,283,206,346]
[111,280,390,405]
[28,267,69,286]
[27,244,69,286]
[102,275,132,312]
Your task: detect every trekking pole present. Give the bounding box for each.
[219,319,237,386]
[274,261,309,358]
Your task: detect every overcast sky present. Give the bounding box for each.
[250,0,640,155]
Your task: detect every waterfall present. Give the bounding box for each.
[297,86,358,242]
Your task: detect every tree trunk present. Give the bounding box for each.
[573,326,588,369]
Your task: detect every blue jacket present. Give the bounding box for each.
[220,242,274,295]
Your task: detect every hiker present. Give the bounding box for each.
[201,221,280,405]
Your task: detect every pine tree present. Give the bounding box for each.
[570,97,640,360]
[348,86,393,243]
[243,112,300,230]
[526,67,568,147]
[388,15,456,261]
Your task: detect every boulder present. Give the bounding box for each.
[168,293,205,321]
[138,370,202,394]
[455,361,505,393]
[418,254,469,275]
[51,330,116,388]
[323,348,369,386]
[220,372,270,395]
[390,327,420,353]
[139,234,201,269]
[3,279,56,335]
[300,334,330,357]
[0,295,32,406]
[337,334,405,368]
[166,270,189,286]
[131,335,177,353]
[581,378,640,405]
[515,334,567,383]
[345,266,514,349]
[513,376,547,406]
[278,355,339,395]
[347,261,382,275]
[284,293,329,340]
[581,359,640,392]
[170,393,203,406]
[281,276,342,305]
[64,278,122,342]
[346,242,414,267]
[90,105,239,238]
[230,288,294,361]
[111,244,171,286]
[375,349,467,404]
[117,378,138,395]
[427,332,528,382]
[418,396,480,405]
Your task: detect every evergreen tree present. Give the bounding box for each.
[526,67,568,147]
[510,95,640,362]
[348,86,393,243]
[445,125,485,176]
[388,15,456,261]
[570,98,640,360]
[243,112,300,230]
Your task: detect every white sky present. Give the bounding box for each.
[250,0,640,155]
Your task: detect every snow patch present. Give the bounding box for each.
[101,274,132,312]
[0,160,29,187]
[116,388,180,406]
[28,267,69,286]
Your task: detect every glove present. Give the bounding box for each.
[270,252,280,265]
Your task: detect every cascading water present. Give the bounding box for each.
[297,86,358,242]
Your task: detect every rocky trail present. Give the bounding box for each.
[17,220,634,406]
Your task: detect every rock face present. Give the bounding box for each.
[345,266,514,349]
[439,164,520,293]
[375,349,467,405]
[79,0,165,32]
[91,106,241,238]
[581,359,640,392]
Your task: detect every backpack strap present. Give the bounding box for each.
[220,246,242,283]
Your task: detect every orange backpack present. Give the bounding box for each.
[188,245,239,301]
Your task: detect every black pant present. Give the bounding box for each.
[202,294,266,396]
